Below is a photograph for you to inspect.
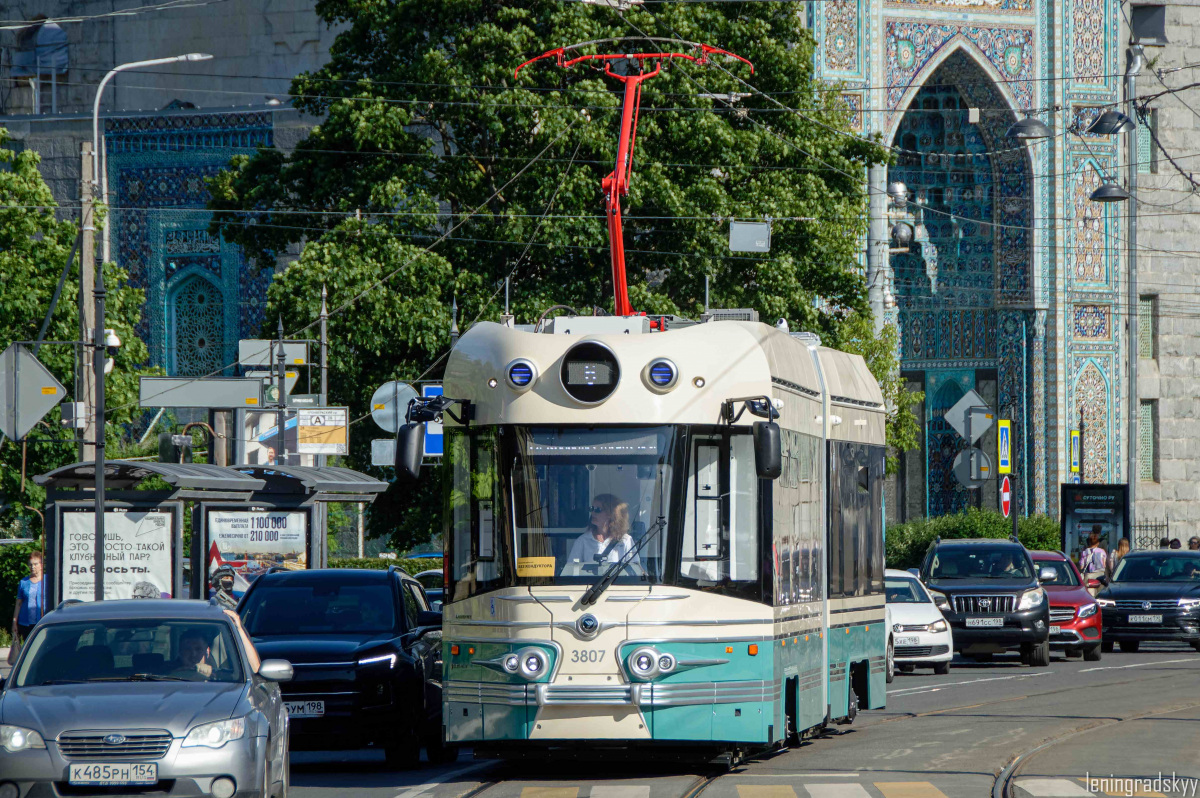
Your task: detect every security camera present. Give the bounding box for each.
[104,328,121,348]
[104,357,115,375]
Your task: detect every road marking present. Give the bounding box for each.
[1078,657,1197,673]
[1011,778,1092,797]
[888,672,1054,696]
[393,763,491,798]
[591,788,651,798]
[521,789,578,798]
[875,782,949,798]
[803,786,872,798]
[736,787,797,798]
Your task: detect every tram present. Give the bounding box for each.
[398,311,888,759]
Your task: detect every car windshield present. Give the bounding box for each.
[1035,559,1080,586]
[1112,554,1200,582]
[927,547,1034,580]
[886,577,930,603]
[239,583,396,635]
[13,620,243,687]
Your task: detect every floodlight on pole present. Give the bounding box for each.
[1005,115,1055,140]
[1087,109,1136,136]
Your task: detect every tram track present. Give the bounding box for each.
[436,764,723,798]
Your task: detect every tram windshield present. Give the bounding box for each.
[510,426,679,586]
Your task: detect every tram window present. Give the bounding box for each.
[445,430,505,603]
[680,433,759,588]
[692,442,722,561]
[730,435,758,582]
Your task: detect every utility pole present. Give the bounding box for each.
[80,142,96,463]
[92,220,107,602]
[276,317,288,466]
[1126,47,1144,532]
[866,164,888,332]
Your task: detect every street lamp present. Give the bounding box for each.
[1089,180,1131,202]
[1087,110,1136,136]
[1006,115,1055,140]
[88,53,212,603]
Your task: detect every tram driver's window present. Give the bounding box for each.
[681,434,758,586]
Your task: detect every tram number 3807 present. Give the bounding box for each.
[570,650,606,663]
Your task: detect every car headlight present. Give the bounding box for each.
[1017,588,1046,611]
[1078,603,1099,619]
[0,725,46,753]
[182,717,247,749]
[929,619,949,633]
[1179,598,1200,610]
[357,653,397,669]
[1096,597,1115,607]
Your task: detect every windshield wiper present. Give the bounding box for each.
[581,516,666,607]
[127,673,188,681]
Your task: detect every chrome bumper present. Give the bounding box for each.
[446,680,779,708]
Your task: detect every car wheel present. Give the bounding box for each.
[933,661,950,675]
[1191,641,1200,653]
[1119,640,1140,653]
[886,638,895,684]
[423,723,457,765]
[1028,641,1051,667]
[1101,640,1115,653]
[1083,644,1102,662]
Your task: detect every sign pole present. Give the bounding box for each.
[276,318,288,466]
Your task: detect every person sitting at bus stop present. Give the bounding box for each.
[563,493,636,573]
[169,629,214,680]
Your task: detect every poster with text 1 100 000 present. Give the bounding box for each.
[206,510,308,599]
[61,510,174,601]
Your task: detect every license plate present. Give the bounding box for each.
[1049,625,1061,635]
[965,617,1005,627]
[895,636,920,646]
[1129,614,1162,624]
[286,700,325,718]
[69,763,157,786]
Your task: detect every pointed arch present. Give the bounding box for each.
[168,272,225,377]
[1074,360,1111,483]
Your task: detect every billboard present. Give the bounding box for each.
[1060,483,1129,561]
[59,508,175,602]
[205,508,309,601]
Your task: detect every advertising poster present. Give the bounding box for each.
[243,410,314,466]
[206,509,308,603]
[60,509,174,602]
[1060,484,1129,561]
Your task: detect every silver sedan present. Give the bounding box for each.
[0,599,292,798]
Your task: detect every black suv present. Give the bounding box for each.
[237,567,447,767]
[919,537,1052,666]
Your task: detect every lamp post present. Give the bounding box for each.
[1086,47,1144,534]
[87,53,212,602]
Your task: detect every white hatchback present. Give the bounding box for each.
[885,568,954,679]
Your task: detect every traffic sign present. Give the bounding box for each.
[422,384,444,457]
[139,376,262,409]
[370,381,418,434]
[945,389,994,444]
[238,339,307,367]
[1070,429,1081,473]
[245,370,299,401]
[296,407,349,455]
[0,343,66,440]
[952,447,992,489]
[997,419,1012,474]
[371,439,396,467]
[1001,475,1012,518]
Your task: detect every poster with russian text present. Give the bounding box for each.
[61,510,174,601]
[206,510,308,599]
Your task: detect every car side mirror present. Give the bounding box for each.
[417,610,442,629]
[395,422,425,482]
[258,659,294,682]
[753,421,782,479]
[1089,575,1108,587]
[1038,566,1057,583]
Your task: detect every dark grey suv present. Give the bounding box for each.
[919,537,1052,666]
[1,599,292,798]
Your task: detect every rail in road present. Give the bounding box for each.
[291,644,1200,798]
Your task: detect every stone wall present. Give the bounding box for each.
[1128,0,1200,540]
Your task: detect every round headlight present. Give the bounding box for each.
[503,654,520,673]
[628,647,661,679]
[636,654,653,671]
[644,358,678,392]
[506,359,538,391]
[657,654,676,673]
[516,648,547,680]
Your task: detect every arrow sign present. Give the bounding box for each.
[1001,475,1012,518]
[952,447,991,489]
[945,389,994,444]
[0,343,66,440]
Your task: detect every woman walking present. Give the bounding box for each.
[11,550,46,646]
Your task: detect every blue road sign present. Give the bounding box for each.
[422,383,444,457]
[997,420,1011,474]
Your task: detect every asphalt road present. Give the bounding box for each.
[289,642,1200,798]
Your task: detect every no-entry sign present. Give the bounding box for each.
[1001,475,1012,518]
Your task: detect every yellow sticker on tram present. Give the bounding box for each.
[516,557,556,577]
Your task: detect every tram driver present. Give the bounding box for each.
[561,493,639,575]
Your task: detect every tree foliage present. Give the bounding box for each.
[0,129,156,527]
[208,1,893,547]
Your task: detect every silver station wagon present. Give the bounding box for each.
[0,599,292,798]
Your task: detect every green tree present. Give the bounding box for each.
[832,313,923,475]
[0,130,156,527]
[208,1,890,548]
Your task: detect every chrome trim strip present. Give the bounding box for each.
[498,595,573,603]
[607,594,688,602]
[676,658,730,667]
[448,620,549,629]
[628,618,768,627]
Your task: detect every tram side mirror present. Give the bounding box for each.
[752,421,782,479]
[395,422,425,483]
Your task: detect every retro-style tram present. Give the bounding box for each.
[399,313,887,759]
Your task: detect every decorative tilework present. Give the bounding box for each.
[1072,163,1107,284]
[885,0,1032,12]
[884,21,1035,112]
[1076,361,1109,482]
[1073,304,1111,340]
[1072,0,1106,86]
[825,0,860,73]
[839,92,864,131]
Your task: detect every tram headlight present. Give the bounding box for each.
[516,648,547,680]
[628,647,661,680]
[657,654,676,674]
[505,359,538,392]
[502,654,520,674]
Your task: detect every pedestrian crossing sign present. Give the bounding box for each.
[1070,429,1081,473]
[997,419,1011,474]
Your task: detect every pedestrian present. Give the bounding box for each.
[1189,537,1200,551]
[1079,530,1108,596]
[1160,537,1172,549]
[1108,538,1130,578]
[1170,538,1182,550]
[11,549,45,648]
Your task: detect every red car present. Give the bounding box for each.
[1030,550,1103,661]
